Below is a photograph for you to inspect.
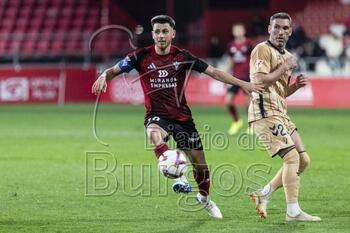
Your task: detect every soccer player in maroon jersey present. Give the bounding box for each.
[92,15,263,219]
[226,23,254,135]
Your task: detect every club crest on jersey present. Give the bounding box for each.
[173,61,180,70]
[255,59,263,69]
[158,70,169,77]
[147,63,157,70]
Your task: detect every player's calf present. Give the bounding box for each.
[192,166,210,196]
[297,151,310,175]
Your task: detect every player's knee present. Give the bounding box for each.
[282,148,299,165]
[146,124,166,148]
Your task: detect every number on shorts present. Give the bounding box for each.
[270,124,287,136]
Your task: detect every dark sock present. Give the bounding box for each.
[154,144,169,159]
[193,169,210,196]
[228,105,239,122]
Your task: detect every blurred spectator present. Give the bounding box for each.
[318,23,346,73]
[285,23,327,72]
[300,38,325,71]
[319,24,345,58]
[301,39,324,58]
[287,24,307,56]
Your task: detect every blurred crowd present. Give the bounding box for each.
[287,17,350,75]
[209,14,350,76]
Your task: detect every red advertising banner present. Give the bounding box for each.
[102,75,350,108]
[307,79,350,108]
[0,67,96,103]
[0,67,349,108]
[0,68,61,103]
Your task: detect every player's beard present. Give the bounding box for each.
[157,40,170,51]
[273,38,286,49]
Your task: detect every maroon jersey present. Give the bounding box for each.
[122,45,208,122]
[228,39,253,79]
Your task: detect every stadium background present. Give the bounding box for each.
[0,0,349,106]
[0,0,350,232]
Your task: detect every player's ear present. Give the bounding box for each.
[268,24,272,34]
[172,29,176,39]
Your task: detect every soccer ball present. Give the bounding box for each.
[158,150,187,179]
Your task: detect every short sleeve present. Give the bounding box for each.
[250,44,271,75]
[184,50,209,73]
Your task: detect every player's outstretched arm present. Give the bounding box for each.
[255,56,297,87]
[286,74,308,97]
[92,65,122,94]
[204,65,264,94]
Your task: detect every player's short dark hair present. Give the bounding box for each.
[269,12,292,25]
[151,15,175,28]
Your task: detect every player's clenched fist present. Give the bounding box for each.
[92,75,107,94]
[295,74,308,88]
[283,56,297,71]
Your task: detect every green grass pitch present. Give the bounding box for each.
[0,104,349,232]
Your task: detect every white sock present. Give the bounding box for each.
[260,183,273,198]
[197,193,209,203]
[175,175,188,183]
[287,202,301,217]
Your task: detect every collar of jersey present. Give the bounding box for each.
[267,40,285,54]
[152,45,176,56]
